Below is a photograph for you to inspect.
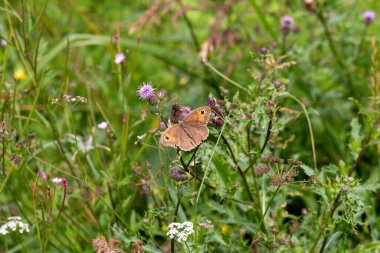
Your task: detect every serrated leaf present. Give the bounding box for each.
[142,244,163,253]
[324,231,343,252]
[348,118,364,159]
[300,165,315,176]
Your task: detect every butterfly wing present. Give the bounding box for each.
[183,106,211,125]
[177,125,198,151]
[181,122,209,147]
[160,124,181,148]
[160,106,212,151]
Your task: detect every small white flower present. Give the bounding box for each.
[167,221,194,242]
[0,216,30,235]
[97,121,108,129]
[114,53,125,64]
[51,177,63,184]
[51,98,59,104]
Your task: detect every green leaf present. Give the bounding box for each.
[348,118,364,159]
[142,244,163,253]
[300,165,315,177]
[324,231,343,252]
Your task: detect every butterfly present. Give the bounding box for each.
[160,106,211,151]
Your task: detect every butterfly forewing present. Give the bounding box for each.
[183,106,211,125]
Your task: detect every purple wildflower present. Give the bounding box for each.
[274,80,283,88]
[293,24,301,33]
[281,16,295,35]
[363,11,376,25]
[157,90,165,99]
[205,97,216,107]
[114,34,119,42]
[146,94,158,106]
[62,178,67,186]
[137,82,155,100]
[260,47,268,54]
[122,114,127,123]
[41,172,46,181]
[51,178,63,184]
[158,121,166,130]
[182,106,191,117]
[267,100,276,106]
[253,236,262,245]
[114,53,125,64]
[212,118,224,127]
[170,104,183,123]
[170,167,189,181]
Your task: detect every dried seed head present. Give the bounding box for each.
[271,228,279,235]
[261,156,284,163]
[170,104,183,124]
[256,165,271,176]
[287,159,303,166]
[270,174,285,186]
[286,169,298,182]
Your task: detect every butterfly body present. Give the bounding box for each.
[160,106,211,151]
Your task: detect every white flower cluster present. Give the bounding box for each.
[51,95,88,105]
[167,221,194,243]
[199,219,214,229]
[0,216,30,235]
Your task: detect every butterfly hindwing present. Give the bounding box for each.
[160,124,181,148]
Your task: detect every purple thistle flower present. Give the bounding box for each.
[158,121,166,130]
[181,106,191,117]
[137,82,155,100]
[205,97,216,107]
[281,15,295,35]
[170,166,189,181]
[157,90,165,99]
[253,236,262,245]
[114,53,125,64]
[62,178,67,186]
[212,118,224,127]
[114,34,119,42]
[260,47,268,55]
[146,94,158,106]
[274,80,283,87]
[363,11,376,26]
[170,104,183,123]
[293,24,301,33]
[267,99,276,106]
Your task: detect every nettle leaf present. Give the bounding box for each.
[324,231,344,252]
[300,165,315,177]
[348,118,364,159]
[112,224,132,245]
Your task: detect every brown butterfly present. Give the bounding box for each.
[160,106,211,151]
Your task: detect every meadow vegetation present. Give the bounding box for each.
[0,0,379,252]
